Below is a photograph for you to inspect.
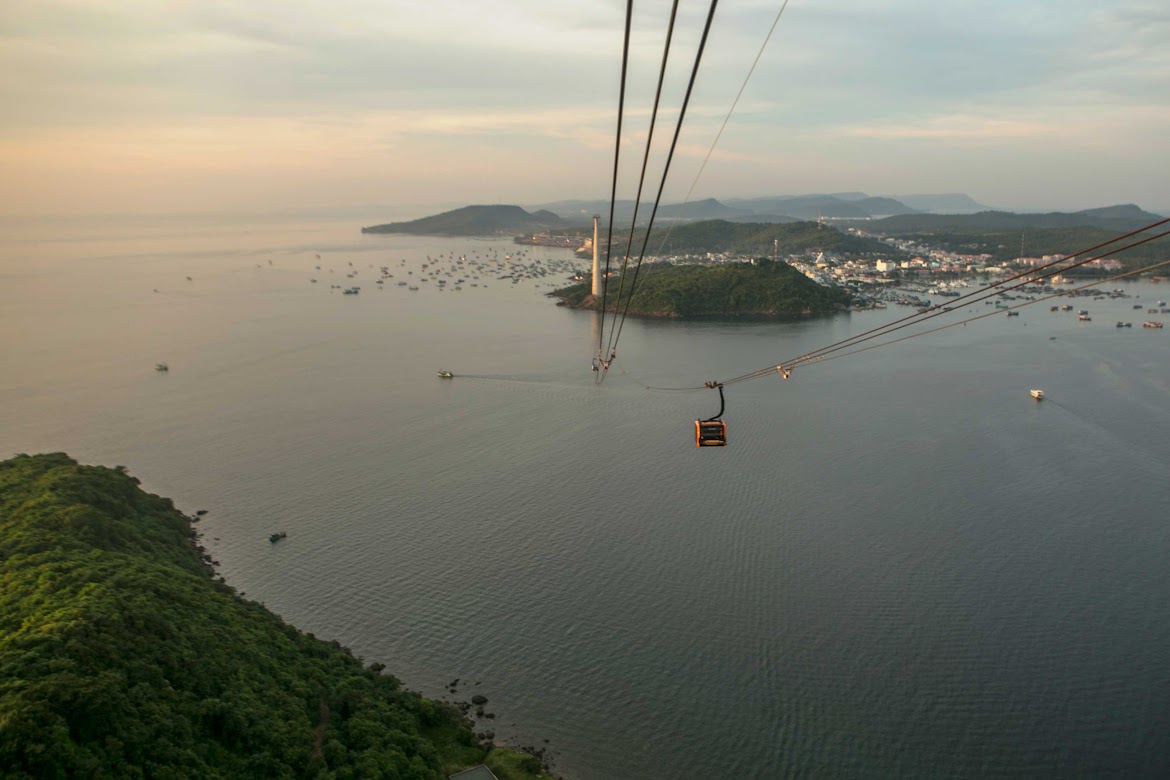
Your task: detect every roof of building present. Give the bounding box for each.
[448,765,499,780]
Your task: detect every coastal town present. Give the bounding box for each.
[532,221,1152,313]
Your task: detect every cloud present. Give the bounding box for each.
[1,0,1168,213]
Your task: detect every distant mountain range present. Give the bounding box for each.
[873,204,1165,235]
[893,193,991,213]
[357,199,1164,239]
[532,192,999,224]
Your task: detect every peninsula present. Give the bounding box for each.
[0,453,553,780]
[554,259,853,319]
[362,205,565,236]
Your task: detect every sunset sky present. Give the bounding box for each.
[2,0,1168,217]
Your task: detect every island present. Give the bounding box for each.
[362,205,564,236]
[553,259,854,319]
[0,453,554,780]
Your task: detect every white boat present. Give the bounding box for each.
[1030,389,1044,400]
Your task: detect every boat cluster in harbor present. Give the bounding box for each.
[308,247,586,297]
[868,283,1168,332]
[242,246,587,301]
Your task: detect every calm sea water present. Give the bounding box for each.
[3,214,1170,778]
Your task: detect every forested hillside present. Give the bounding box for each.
[0,453,549,780]
[873,204,1163,234]
[555,259,852,319]
[644,220,893,257]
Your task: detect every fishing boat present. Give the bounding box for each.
[1030,389,1044,400]
[437,370,454,378]
[269,532,287,543]
[155,363,169,372]
[1143,321,1164,328]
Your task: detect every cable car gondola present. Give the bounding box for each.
[695,382,727,447]
[695,419,727,447]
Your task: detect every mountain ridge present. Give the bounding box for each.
[362,204,563,236]
[873,204,1164,234]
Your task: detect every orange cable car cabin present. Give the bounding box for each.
[695,382,727,446]
[695,419,727,447]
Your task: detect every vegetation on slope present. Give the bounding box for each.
[639,219,895,257]
[0,453,550,780]
[555,259,852,319]
[873,204,1164,235]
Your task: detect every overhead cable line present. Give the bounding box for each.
[599,0,682,379]
[758,223,1170,380]
[651,0,794,259]
[597,0,635,367]
[722,218,1170,384]
[601,0,722,381]
[768,217,1170,373]
[810,251,1170,369]
[641,217,1170,391]
[718,225,1170,387]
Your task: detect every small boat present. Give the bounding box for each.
[155,363,169,372]
[1144,321,1164,329]
[1078,314,1091,321]
[1030,389,1044,400]
[1006,311,1019,317]
[269,532,287,543]
[342,286,360,294]
[437,371,454,378]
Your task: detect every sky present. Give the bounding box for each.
[1,0,1168,217]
